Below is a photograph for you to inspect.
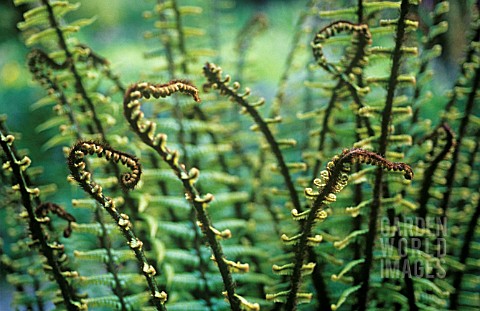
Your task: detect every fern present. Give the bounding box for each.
[2,0,480,310]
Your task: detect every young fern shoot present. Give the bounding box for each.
[202,62,303,213]
[123,80,256,311]
[1,128,84,311]
[284,148,413,310]
[67,141,167,311]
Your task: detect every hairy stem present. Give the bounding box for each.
[357,1,410,309]
[1,132,82,311]
[124,81,241,311]
[285,149,412,310]
[203,63,302,212]
[68,141,166,311]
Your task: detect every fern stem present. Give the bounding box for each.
[0,141,46,311]
[124,82,241,311]
[1,131,82,311]
[449,194,480,309]
[152,4,244,303]
[352,0,367,285]
[189,209,214,309]
[171,0,189,74]
[311,21,373,178]
[387,211,418,311]
[352,116,365,279]
[148,155,214,307]
[40,0,106,142]
[417,124,455,220]
[356,1,410,310]
[94,207,128,311]
[311,90,339,179]
[203,63,302,213]
[358,0,363,23]
[307,250,331,311]
[27,50,83,141]
[204,63,332,308]
[438,58,480,216]
[68,141,167,311]
[40,1,139,218]
[285,149,412,310]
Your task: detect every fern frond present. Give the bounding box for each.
[124,80,242,311]
[284,148,412,309]
[67,140,166,310]
[1,123,84,310]
[203,62,303,213]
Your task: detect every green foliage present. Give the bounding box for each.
[1,0,479,310]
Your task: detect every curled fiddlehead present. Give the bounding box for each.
[68,141,141,192]
[67,141,167,311]
[283,148,413,310]
[309,21,374,179]
[124,80,247,311]
[35,202,77,238]
[312,21,372,78]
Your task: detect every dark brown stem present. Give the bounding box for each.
[449,197,480,309]
[1,132,82,311]
[357,1,410,310]
[286,149,412,310]
[203,63,302,213]
[417,124,455,220]
[438,63,480,216]
[68,141,166,311]
[41,0,106,141]
[124,82,241,311]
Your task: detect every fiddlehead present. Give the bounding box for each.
[67,141,167,311]
[282,148,412,310]
[124,80,253,311]
[35,202,76,238]
[309,20,374,179]
[203,62,303,213]
[312,21,372,78]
